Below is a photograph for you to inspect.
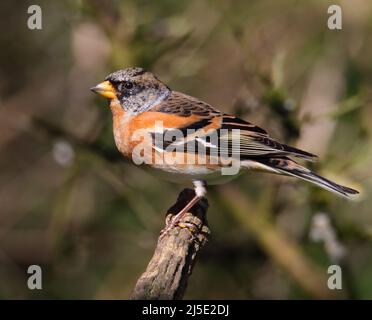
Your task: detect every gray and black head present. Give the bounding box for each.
[91,67,171,113]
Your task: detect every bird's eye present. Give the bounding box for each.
[124,82,134,90]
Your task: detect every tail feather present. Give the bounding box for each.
[253,158,359,199]
[280,143,318,162]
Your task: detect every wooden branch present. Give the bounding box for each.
[130,188,210,300]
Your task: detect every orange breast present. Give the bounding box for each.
[110,101,222,165]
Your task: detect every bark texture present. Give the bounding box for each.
[130,188,210,300]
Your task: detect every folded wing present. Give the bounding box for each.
[151,92,317,161]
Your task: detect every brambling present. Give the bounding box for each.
[91,67,359,231]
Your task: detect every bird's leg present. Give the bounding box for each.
[160,180,207,237]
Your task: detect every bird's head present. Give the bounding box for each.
[91,67,171,113]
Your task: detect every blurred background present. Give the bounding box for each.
[0,0,371,299]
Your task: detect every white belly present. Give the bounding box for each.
[142,163,245,185]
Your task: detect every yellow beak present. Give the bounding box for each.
[90,81,116,99]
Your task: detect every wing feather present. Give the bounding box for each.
[150,92,317,161]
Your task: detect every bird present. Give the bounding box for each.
[91,67,359,232]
